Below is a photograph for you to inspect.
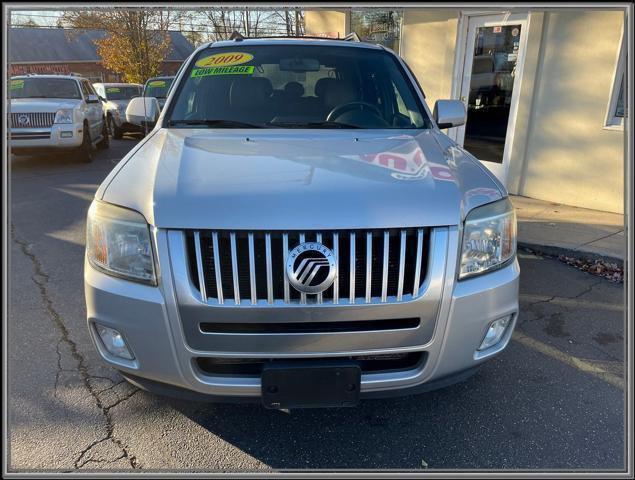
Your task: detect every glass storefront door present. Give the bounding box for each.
[455,13,529,184]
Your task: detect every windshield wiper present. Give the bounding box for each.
[167,119,264,128]
[265,120,360,129]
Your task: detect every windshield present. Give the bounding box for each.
[144,78,173,99]
[104,85,142,100]
[167,45,430,129]
[10,77,81,100]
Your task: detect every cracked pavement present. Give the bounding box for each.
[7,138,626,472]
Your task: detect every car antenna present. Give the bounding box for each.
[143,85,148,136]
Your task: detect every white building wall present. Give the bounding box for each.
[304,8,626,213]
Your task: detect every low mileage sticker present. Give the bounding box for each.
[191,65,255,77]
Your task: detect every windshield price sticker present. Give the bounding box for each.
[106,87,121,93]
[10,79,24,89]
[195,52,254,68]
[191,65,255,77]
[148,80,166,87]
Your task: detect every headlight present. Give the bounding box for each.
[54,109,74,124]
[86,201,156,284]
[459,198,516,279]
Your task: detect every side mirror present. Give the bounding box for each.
[87,94,100,104]
[433,99,466,129]
[98,95,107,102]
[125,96,160,127]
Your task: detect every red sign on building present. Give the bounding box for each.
[10,64,71,76]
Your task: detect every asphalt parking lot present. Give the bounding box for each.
[8,137,626,472]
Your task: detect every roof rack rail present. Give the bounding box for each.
[222,33,366,42]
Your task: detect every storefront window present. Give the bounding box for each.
[350,9,402,53]
[606,33,626,127]
[614,72,625,118]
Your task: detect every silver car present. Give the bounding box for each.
[85,38,519,408]
[92,83,143,138]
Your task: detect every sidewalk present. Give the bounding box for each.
[510,195,626,262]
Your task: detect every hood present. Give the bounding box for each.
[99,128,504,230]
[11,98,81,113]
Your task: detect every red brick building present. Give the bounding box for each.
[9,27,195,83]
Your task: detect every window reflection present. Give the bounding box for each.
[615,75,625,118]
[350,10,403,53]
[464,24,522,164]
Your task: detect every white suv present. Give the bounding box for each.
[10,74,109,162]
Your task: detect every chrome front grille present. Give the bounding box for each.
[185,229,430,306]
[11,112,56,129]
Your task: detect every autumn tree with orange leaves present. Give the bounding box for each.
[61,9,180,83]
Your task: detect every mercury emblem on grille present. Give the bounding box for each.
[18,114,30,126]
[286,242,337,294]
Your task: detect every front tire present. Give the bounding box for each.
[108,115,123,140]
[78,126,93,163]
[96,119,110,150]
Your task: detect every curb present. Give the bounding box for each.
[518,242,624,266]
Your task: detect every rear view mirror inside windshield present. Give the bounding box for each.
[279,58,320,72]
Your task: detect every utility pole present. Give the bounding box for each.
[244,7,250,36]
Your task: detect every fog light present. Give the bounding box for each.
[95,324,134,360]
[478,316,512,351]
[60,131,73,138]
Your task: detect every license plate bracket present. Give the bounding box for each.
[261,361,361,409]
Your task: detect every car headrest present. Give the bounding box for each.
[321,79,359,110]
[229,76,273,108]
[284,81,304,99]
[314,77,336,98]
[253,77,274,97]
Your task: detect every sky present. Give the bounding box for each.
[7,8,305,39]
[10,10,63,27]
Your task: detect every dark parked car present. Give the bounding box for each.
[142,76,175,110]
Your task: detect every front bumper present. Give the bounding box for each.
[10,123,84,151]
[121,364,482,403]
[84,226,520,401]
[110,111,141,132]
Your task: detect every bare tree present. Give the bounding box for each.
[203,7,304,41]
[284,10,292,35]
[205,9,243,40]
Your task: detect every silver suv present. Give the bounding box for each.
[11,74,109,162]
[92,83,143,139]
[85,38,519,408]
